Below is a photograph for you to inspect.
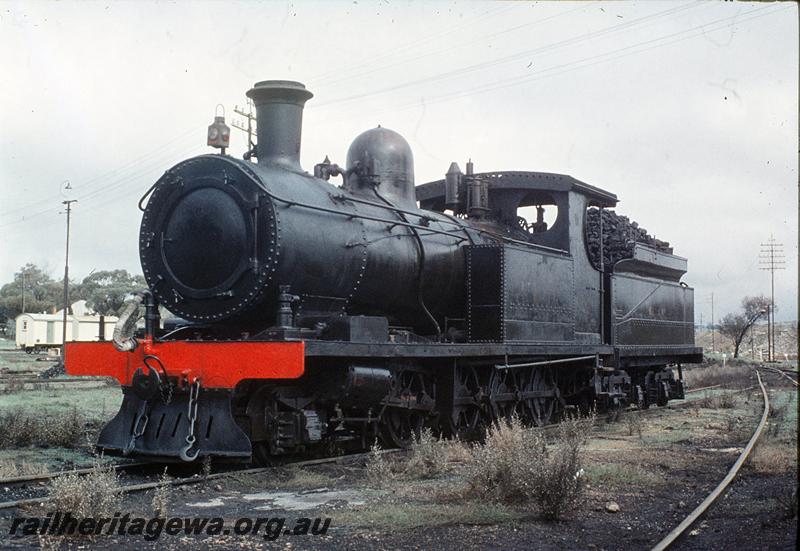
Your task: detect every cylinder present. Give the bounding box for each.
[246,80,313,171]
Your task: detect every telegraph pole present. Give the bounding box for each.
[61,200,77,355]
[710,292,715,353]
[759,236,785,362]
[233,99,257,151]
[21,268,26,313]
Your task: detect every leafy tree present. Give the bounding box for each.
[718,295,771,358]
[79,270,146,316]
[0,264,74,321]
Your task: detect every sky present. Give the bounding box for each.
[0,0,797,323]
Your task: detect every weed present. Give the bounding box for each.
[201,455,212,477]
[0,407,88,449]
[585,463,663,487]
[695,391,738,410]
[465,414,592,520]
[683,365,751,389]
[465,416,543,503]
[443,437,472,464]
[716,392,737,409]
[623,411,644,437]
[48,461,120,518]
[749,442,796,475]
[0,459,47,478]
[365,440,394,487]
[405,428,449,479]
[151,468,171,515]
[534,415,593,520]
[724,414,740,434]
[283,468,334,489]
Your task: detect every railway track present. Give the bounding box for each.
[0,378,766,513]
[760,365,798,387]
[0,449,401,511]
[0,377,112,392]
[650,369,771,551]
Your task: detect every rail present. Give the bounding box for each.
[761,365,798,387]
[650,370,770,551]
[0,449,402,511]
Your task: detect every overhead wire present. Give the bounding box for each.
[311,3,589,90]
[311,3,784,126]
[305,2,515,86]
[0,125,204,217]
[309,1,705,110]
[0,138,205,230]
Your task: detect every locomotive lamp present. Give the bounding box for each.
[207,104,231,154]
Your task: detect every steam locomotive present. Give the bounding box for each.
[65,80,701,463]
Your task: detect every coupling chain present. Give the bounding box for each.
[179,379,201,462]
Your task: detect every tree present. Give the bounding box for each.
[0,264,73,321]
[79,270,147,316]
[718,295,771,358]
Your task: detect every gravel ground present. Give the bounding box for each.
[0,367,796,550]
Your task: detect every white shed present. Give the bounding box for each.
[15,303,117,352]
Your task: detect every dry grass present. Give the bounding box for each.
[623,411,644,437]
[0,378,26,394]
[465,416,545,503]
[366,433,475,486]
[48,461,120,517]
[405,428,449,479]
[282,467,336,489]
[365,414,593,520]
[749,443,796,475]
[464,415,593,520]
[0,407,89,449]
[201,455,213,477]
[365,440,395,487]
[585,462,664,487]
[684,364,752,389]
[767,392,796,439]
[696,391,738,410]
[151,468,171,514]
[0,459,47,478]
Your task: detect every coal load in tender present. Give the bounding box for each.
[585,208,673,271]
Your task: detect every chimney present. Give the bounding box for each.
[245,80,313,171]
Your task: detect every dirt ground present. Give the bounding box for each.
[0,344,797,550]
